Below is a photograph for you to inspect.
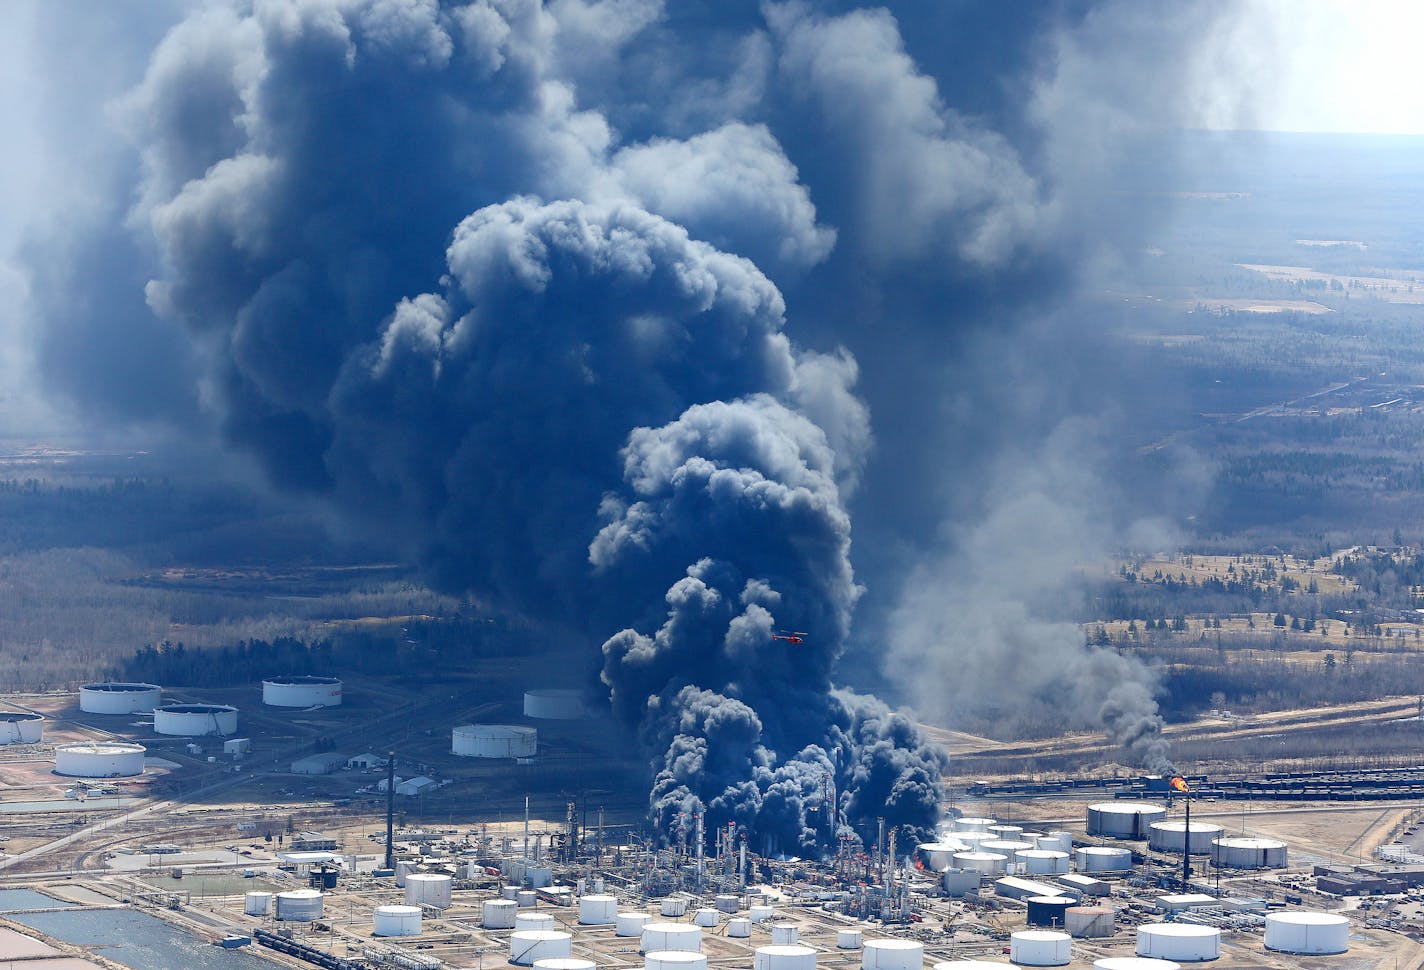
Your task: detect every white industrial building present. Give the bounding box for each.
[0,712,43,744]
[396,776,438,796]
[153,703,238,736]
[262,675,343,708]
[290,752,346,775]
[348,752,385,769]
[79,682,161,714]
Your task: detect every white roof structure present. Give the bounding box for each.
[290,752,346,774]
[278,851,345,866]
[396,776,437,796]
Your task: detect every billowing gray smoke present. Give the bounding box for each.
[21,0,959,849]
[885,413,1192,773]
[17,1,1265,841]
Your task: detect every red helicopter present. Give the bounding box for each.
[771,631,807,644]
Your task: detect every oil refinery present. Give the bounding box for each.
[0,671,1421,970]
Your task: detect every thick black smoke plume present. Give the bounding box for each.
[14,1,1268,840]
[17,0,957,848]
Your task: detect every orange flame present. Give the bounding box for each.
[1169,775,1189,793]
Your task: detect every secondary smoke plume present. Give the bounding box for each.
[13,1,1268,841]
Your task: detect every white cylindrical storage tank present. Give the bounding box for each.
[536,961,596,970]
[1264,912,1349,954]
[1010,930,1071,967]
[79,682,161,714]
[987,824,1023,839]
[950,832,995,851]
[1087,802,1167,839]
[770,924,799,946]
[502,885,521,900]
[861,939,923,970]
[979,839,1033,862]
[660,898,688,918]
[1075,846,1133,872]
[517,913,557,931]
[244,891,272,916]
[952,817,996,833]
[395,860,413,887]
[748,905,775,923]
[953,851,1007,875]
[934,964,1017,970]
[618,913,653,937]
[518,890,538,908]
[645,953,707,970]
[153,703,238,736]
[1018,849,1070,874]
[1148,821,1223,855]
[755,945,816,970]
[715,894,739,914]
[404,872,453,908]
[54,742,146,778]
[262,675,342,708]
[0,712,44,744]
[275,889,324,922]
[1136,924,1220,961]
[374,905,423,937]
[693,908,719,927]
[580,895,618,925]
[523,689,589,719]
[452,723,538,759]
[728,919,752,938]
[1094,960,1181,970]
[918,842,966,871]
[640,923,701,954]
[1210,836,1287,869]
[1065,906,1115,938]
[1036,832,1072,853]
[510,931,572,966]
[838,930,862,949]
[485,899,518,929]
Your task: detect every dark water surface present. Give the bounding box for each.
[10,908,279,970]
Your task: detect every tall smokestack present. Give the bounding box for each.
[384,751,395,871]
